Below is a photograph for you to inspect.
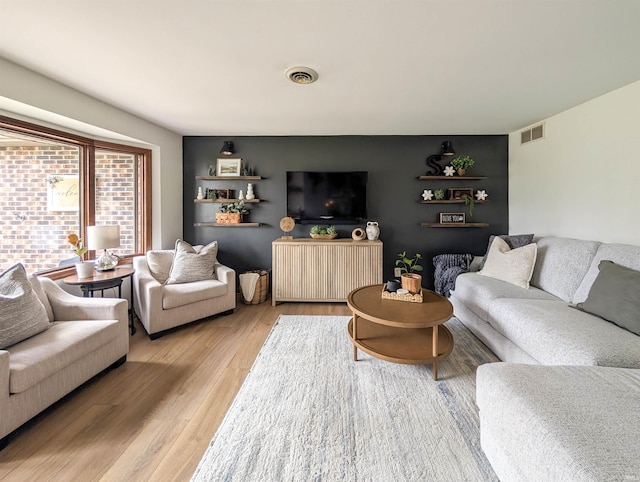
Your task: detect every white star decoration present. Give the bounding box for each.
[422,189,434,201]
[443,165,455,177]
[475,190,488,201]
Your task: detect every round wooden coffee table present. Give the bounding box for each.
[347,284,454,380]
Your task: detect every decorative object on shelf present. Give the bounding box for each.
[216,157,242,177]
[208,165,216,176]
[245,183,255,200]
[310,225,338,239]
[434,189,445,200]
[366,221,380,241]
[461,194,475,217]
[279,216,295,240]
[87,225,120,271]
[238,190,244,200]
[440,212,466,224]
[450,155,475,176]
[352,227,366,241]
[425,140,455,176]
[241,163,255,176]
[395,251,423,295]
[475,190,488,201]
[448,188,474,200]
[421,189,434,201]
[443,165,456,177]
[220,141,235,156]
[217,201,250,224]
[197,187,205,200]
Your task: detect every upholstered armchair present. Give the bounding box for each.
[132,240,236,339]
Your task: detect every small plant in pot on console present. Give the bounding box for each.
[396,251,423,294]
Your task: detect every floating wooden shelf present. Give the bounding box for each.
[194,222,262,227]
[194,198,261,203]
[195,176,262,180]
[420,222,489,228]
[417,176,487,180]
[420,200,487,204]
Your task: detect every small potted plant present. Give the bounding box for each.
[216,201,250,224]
[461,193,474,217]
[450,155,475,176]
[67,233,93,278]
[395,251,423,294]
[310,225,338,239]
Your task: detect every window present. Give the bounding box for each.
[0,115,151,277]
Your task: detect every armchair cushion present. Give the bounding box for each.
[146,250,174,283]
[162,279,228,310]
[166,239,218,285]
[0,264,50,349]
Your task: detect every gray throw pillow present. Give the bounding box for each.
[165,239,218,285]
[479,234,535,270]
[0,263,51,349]
[575,260,640,336]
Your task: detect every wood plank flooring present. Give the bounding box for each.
[0,300,351,481]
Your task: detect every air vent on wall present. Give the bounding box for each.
[520,123,545,144]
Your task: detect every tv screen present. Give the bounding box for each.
[286,171,368,224]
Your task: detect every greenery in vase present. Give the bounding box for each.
[395,251,423,274]
[434,189,445,200]
[450,155,475,170]
[220,201,250,214]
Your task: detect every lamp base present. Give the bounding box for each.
[95,250,118,271]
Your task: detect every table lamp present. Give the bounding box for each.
[87,225,120,271]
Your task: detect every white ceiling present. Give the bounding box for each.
[2,0,640,136]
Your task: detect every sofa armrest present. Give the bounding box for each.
[215,263,235,286]
[40,278,128,324]
[0,351,8,411]
[133,256,165,325]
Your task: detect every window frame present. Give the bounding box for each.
[0,114,152,279]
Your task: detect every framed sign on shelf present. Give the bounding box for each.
[440,212,466,224]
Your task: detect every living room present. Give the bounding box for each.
[1,1,640,480]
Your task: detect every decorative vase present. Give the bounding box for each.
[75,261,94,279]
[366,221,380,241]
[246,183,255,200]
[401,273,422,294]
[238,190,244,200]
[197,187,204,199]
[352,227,366,241]
[457,168,466,176]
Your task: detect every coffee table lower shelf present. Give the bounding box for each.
[347,318,453,371]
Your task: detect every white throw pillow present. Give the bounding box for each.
[0,263,51,349]
[478,237,537,289]
[165,239,218,285]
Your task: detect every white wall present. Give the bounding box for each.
[0,57,183,249]
[509,80,640,245]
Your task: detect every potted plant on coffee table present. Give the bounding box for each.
[395,251,423,294]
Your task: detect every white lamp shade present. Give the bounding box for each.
[87,225,120,250]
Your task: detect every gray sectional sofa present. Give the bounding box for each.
[450,236,640,481]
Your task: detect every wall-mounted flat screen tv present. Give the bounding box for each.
[286,171,368,224]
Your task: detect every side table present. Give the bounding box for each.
[63,265,136,335]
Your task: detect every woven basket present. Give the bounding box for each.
[241,270,269,304]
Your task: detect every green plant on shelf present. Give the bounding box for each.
[220,201,250,214]
[450,155,475,171]
[461,194,474,217]
[434,189,445,200]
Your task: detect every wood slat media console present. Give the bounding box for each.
[272,238,383,306]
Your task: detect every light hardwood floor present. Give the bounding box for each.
[0,299,351,481]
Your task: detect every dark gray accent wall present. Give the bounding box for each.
[183,136,508,289]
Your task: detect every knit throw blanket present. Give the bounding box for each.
[433,253,473,297]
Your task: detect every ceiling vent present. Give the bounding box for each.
[520,123,545,144]
[285,66,319,85]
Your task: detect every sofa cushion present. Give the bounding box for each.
[146,250,175,284]
[573,242,640,304]
[478,233,534,270]
[575,260,640,336]
[530,237,600,303]
[479,237,537,289]
[476,363,640,482]
[6,319,121,393]
[452,272,559,322]
[487,298,640,367]
[162,279,228,310]
[166,239,218,285]
[0,263,51,349]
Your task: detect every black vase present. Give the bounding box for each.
[386,278,401,292]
